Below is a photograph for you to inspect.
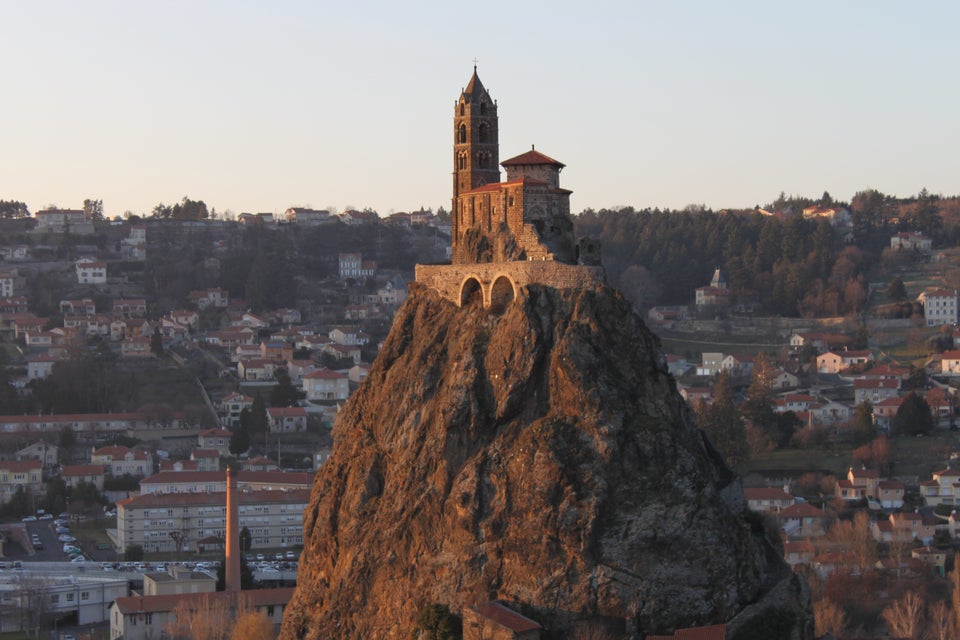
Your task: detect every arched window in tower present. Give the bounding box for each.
[458,153,466,170]
[459,124,466,144]
[478,122,489,144]
[480,101,487,116]
[460,103,465,116]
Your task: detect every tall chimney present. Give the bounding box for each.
[225,466,241,592]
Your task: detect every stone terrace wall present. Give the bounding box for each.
[416,261,605,308]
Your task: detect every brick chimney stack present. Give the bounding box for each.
[225,466,241,592]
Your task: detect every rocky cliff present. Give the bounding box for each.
[279,283,812,639]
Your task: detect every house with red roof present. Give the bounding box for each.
[873,395,906,431]
[942,350,960,376]
[743,487,795,513]
[75,258,106,284]
[61,464,106,491]
[920,467,960,506]
[91,445,153,477]
[190,448,221,472]
[303,368,350,402]
[783,540,816,567]
[0,460,43,505]
[198,428,233,455]
[266,406,308,433]
[890,230,932,252]
[816,349,873,374]
[871,511,936,544]
[853,377,900,405]
[777,503,831,538]
[877,480,906,509]
[110,588,292,640]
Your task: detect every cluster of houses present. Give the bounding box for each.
[743,464,953,579]
[675,327,960,435]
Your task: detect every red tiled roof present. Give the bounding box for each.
[470,602,541,633]
[304,368,347,380]
[61,464,106,476]
[779,503,827,518]
[266,406,307,418]
[140,470,313,486]
[199,428,232,437]
[113,587,294,615]
[121,488,311,509]
[647,625,726,640]
[0,460,42,472]
[501,148,565,168]
[743,487,792,501]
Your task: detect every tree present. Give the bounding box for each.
[881,590,924,640]
[892,392,935,436]
[270,368,301,407]
[83,198,104,221]
[927,600,952,640]
[696,372,748,468]
[170,530,187,554]
[231,610,275,640]
[215,554,254,591]
[124,544,144,561]
[0,199,30,219]
[229,426,250,455]
[888,276,907,301]
[151,327,164,357]
[813,598,846,638]
[239,526,252,554]
[415,603,462,640]
[248,393,269,436]
[826,511,877,575]
[852,323,870,350]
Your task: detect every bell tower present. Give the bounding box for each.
[453,66,500,204]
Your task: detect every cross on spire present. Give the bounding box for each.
[472,57,479,70]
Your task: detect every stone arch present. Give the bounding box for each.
[459,276,483,308]
[489,275,516,313]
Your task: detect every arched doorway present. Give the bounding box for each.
[489,275,515,313]
[460,277,483,307]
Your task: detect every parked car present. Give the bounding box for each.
[21,516,37,522]
[285,551,296,560]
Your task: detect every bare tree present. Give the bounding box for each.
[825,510,877,575]
[882,591,924,640]
[813,598,846,638]
[231,610,276,640]
[927,600,952,640]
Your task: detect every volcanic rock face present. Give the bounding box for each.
[280,284,811,639]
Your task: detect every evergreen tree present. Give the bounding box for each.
[696,372,748,468]
[270,368,301,407]
[892,392,934,436]
[229,427,250,455]
[249,393,268,436]
[150,327,164,356]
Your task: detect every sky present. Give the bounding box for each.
[2,1,958,219]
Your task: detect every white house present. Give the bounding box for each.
[303,368,350,402]
[75,258,107,284]
[919,288,958,327]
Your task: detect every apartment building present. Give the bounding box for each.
[116,488,309,552]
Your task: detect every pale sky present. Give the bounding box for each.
[2,1,957,218]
